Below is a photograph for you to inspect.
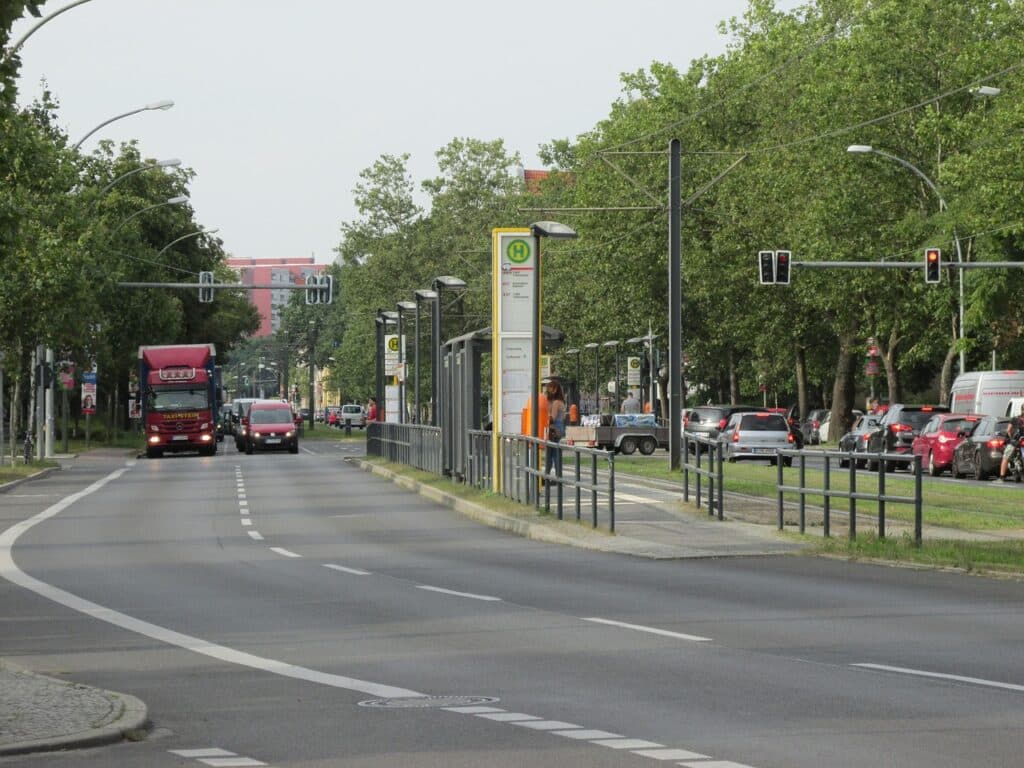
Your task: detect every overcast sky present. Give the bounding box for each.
[13,0,798,263]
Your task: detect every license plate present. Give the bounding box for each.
[172,435,188,441]
[752,447,774,454]
[265,438,281,444]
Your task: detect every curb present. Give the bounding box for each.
[349,458,708,559]
[0,662,149,757]
[0,465,61,495]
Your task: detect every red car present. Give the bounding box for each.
[244,400,300,454]
[911,413,980,476]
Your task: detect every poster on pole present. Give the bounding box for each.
[627,356,641,387]
[81,369,97,415]
[385,335,406,376]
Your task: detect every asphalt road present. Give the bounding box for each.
[2,443,1023,767]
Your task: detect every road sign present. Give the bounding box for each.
[627,356,641,386]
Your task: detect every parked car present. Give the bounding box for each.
[299,407,311,423]
[767,407,804,449]
[837,414,883,467]
[719,411,795,465]
[244,400,299,454]
[864,403,950,470]
[340,403,367,428]
[950,417,1014,480]
[684,404,761,447]
[911,413,980,476]
[801,408,831,445]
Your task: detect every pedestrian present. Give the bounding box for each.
[328,408,337,428]
[367,396,378,423]
[544,378,566,477]
[998,406,1024,481]
[621,390,641,414]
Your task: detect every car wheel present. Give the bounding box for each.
[928,452,940,477]
[867,459,878,472]
[782,456,793,467]
[245,440,254,455]
[146,447,163,459]
[974,455,985,481]
[855,457,866,469]
[619,437,637,455]
[638,436,657,455]
[289,441,299,455]
[952,458,964,479]
[839,457,848,468]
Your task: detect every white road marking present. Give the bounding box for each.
[237,494,246,500]
[239,509,249,517]
[247,531,264,541]
[632,747,710,760]
[553,729,623,740]
[582,617,712,643]
[442,705,505,714]
[170,749,236,758]
[680,761,758,768]
[240,519,252,527]
[592,738,664,749]
[0,463,420,700]
[615,492,667,504]
[476,712,541,722]
[200,758,266,768]
[269,547,301,558]
[238,500,248,507]
[416,585,502,602]
[514,720,582,730]
[301,447,316,455]
[323,564,371,576]
[853,663,1024,692]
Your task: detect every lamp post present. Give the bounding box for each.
[414,289,437,424]
[2,0,96,67]
[603,340,622,412]
[563,348,581,416]
[848,131,997,377]
[430,276,466,427]
[73,100,174,150]
[155,226,218,259]
[111,195,188,235]
[584,342,600,415]
[396,300,417,423]
[97,158,181,197]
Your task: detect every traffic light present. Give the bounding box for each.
[305,274,319,305]
[198,271,214,303]
[925,247,941,284]
[775,250,791,285]
[317,274,333,304]
[758,250,775,284]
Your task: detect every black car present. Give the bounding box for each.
[216,404,232,442]
[950,417,1013,480]
[837,413,883,467]
[801,408,831,446]
[864,404,950,470]
[684,405,761,448]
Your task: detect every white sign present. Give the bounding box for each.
[385,384,400,423]
[627,356,641,386]
[498,235,535,333]
[384,335,406,376]
[499,337,531,434]
[541,355,551,381]
[493,229,537,439]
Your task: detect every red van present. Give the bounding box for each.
[244,400,299,454]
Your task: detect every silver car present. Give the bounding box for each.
[720,412,795,465]
[339,403,367,428]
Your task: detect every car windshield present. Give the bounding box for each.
[342,406,362,414]
[902,410,940,430]
[251,409,294,424]
[739,414,788,431]
[150,387,209,412]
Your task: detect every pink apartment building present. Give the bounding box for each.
[226,257,325,337]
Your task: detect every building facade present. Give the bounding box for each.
[226,257,325,337]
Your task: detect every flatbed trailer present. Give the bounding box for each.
[563,424,668,455]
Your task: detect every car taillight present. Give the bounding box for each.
[862,434,871,443]
[731,429,740,442]
[787,432,795,443]
[987,438,1006,450]
[891,423,912,433]
[718,418,727,430]
[812,420,820,429]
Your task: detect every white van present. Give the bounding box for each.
[949,370,1024,416]
[1005,397,1024,419]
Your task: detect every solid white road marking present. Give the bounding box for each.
[615,492,666,504]
[631,747,710,760]
[323,564,371,576]
[553,729,623,740]
[0,464,420,700]
[170,749,236,758]
[416,585,502,602]
[301,447,316,455]
[582,617,712,643]
[199,758,266,768]
[269,547,301,558]
[853,663,1024,692]
[247,531,264,541]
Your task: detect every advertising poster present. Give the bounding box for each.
[81,369,97,415]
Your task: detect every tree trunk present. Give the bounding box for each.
[879,326,903,405]
[728,350,740,405]
[829,331,858,442]
[795,346,808,420]
[938,343,957,406]
[8,376,19,465]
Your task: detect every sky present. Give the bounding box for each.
[12,0,800,263]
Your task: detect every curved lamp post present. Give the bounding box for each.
[848,144,966,375]
[155,226,218,259]
[73,100,174,150]
[2,0,96,67]
[97,158,181,197]
[111,195,188,234]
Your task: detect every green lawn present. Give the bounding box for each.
[0,460,59,485]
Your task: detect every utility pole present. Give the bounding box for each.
[668,139,682,471]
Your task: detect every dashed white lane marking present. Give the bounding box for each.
[592,738,664,749]
[680,762,758,768]
[513,720,581,730]
[237,493,246,500]
[477,712,541,722]
[238,500,248,507]
[553,729,623,740]
[170,749,235,758]
[0,464,420,700]
[633,747,710,760]
[200,757,266,767]
[270,547,301,558]
[853,663,1024,692]
[240,519,252,527]
[240,509,249,517]
[323,564,371,576]
[582,617,712,643]
[443,705,504,714]
[247,531,264,541]
[416,585,502,602]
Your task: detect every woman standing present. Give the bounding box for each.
[544,378,566,477]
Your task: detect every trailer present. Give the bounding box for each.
[563,415,668,455]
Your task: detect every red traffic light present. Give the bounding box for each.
[924,247,941,283]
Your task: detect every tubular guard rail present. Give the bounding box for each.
[367,422,442,475]
[775,449,924,545]
[682,433,725,519]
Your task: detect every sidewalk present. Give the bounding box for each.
[0,659,148,756]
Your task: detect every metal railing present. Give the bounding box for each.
[367,422,442,474]
[775,449,924,545]
[466,429,492,490]
[682,433,724,519]
[497,433,617,532]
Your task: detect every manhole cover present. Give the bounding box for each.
[358,695,499,710]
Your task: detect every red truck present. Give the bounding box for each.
[139,344,220,459]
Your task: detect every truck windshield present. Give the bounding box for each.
[150,387,209,412]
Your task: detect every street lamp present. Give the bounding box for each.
[414,289,438,425]
[2,0,96,67]
[111,195,188,235]
[563,348,581,417]
[155,227,218,259]
[430,276,466,427]
[96,158,182,197]
[603,340,622,412]
[396,300,417,423]
[848,143,976,375]
[584,342,600,415]
[73,99,174,150]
